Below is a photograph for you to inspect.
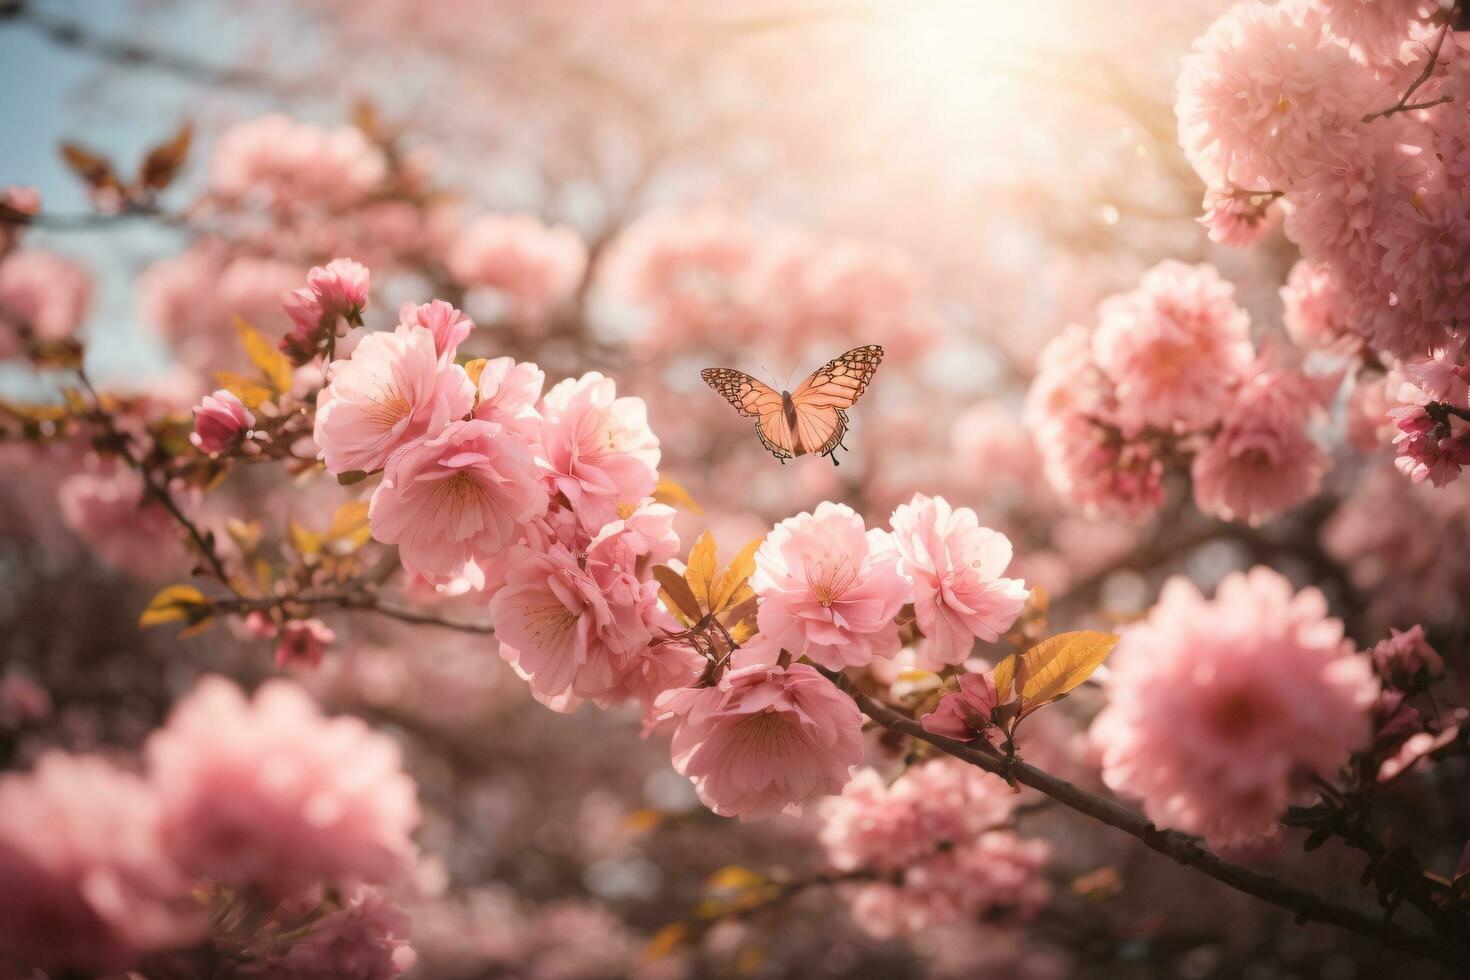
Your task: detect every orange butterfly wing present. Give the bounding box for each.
[788,345,884,459]
[701,367,796,460]
[702,346,883,463]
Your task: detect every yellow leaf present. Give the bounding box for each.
[288,520,322,557]
[178,616,215,640]
[684,531,718,612]
[139,584,208,628]
[234,316,292,395]
[643,922,688,963]
[992,654,1016,701]
[1016,630,1119,714]
[653,566,701,626]
[212,371,274,409]
[723,596,759,644]
[328,501,372,549]
[463,357,488,389]
[709,538,761,615]
[623,809,663,833]
[653,477,703,515]
[707,866,765,892]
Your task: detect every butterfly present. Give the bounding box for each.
[701,345,883,466]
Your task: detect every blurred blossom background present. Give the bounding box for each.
[3,0,1469,977]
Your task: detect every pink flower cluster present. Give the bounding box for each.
[1091,567,1379,847]
[0,248,92,355]
[1179,1,1470,461]
[818,759,1047,938]
[0,675,419,974]
[1387,347,1470,487]
[600,206,938,360]
[749,496,1025,671]
[1027,261,1332,524]
[447,213,588,324]
[209,113,388,211]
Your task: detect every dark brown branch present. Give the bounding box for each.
[77,369,234,586]
[3,3,299,96]
[819,669,1468,968]
[210,593,496,636]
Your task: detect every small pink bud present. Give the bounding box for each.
[274,619,335,669]
[307,257,370,323]
[190,389,254,456]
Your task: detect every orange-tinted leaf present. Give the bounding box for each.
[138,122,193,191]
[707,866,765,892]
[139,584,208,628]
[463,358,488,389]
[234,317,292,395]
[59,142,120,191]
[212,371,274,409]
[709,537,760,614]
[328,501,372,550]
[1016,630,1118,714]
[623,808,663,833]
[288,520,322,557]
[684,531,718,612]
[653,477,703,515]
[992,654,1016,701]
[643,922,688,963]
[653,565,701,625]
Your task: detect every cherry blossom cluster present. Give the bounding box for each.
[0,675,419,976]
[1026,260,1335,524]
[600,205,939,361]
[1178,0,1470,487]
[1090,567,1379,847]
[817,759,1048,938]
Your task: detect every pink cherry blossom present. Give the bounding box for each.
[1199,186,1281,247]
[447,213,588,322]
[890,494,1027,666]
[818,758,1017,874]
[0,752,201,973]
[845,833,1050,940]
[750,502,910,670]
[1191,366,1333,525]
[313,326,475,474]
[490,539,651,706]
[400,299,473,358]
[309,258,371,320]
[190,389,255,456]
[1036,414,1166,522]
[57,463,181,577]
[657,663,863,821]
[1314,0,1435,66]
[1091,261,1253,435]
[146,675,420,897]
[1091,568,1379,847]
[1176,0,1377,190]
[1280,259,1362,357]
[0,249,92,345]
[921,670,1005,742]
[209,113,387,210]
[266,887,416,979]
[536,372,660,530]
[276,618,337,669]
[1370,624,1443,681]
[472,356,545,440]
[369,419,549,580]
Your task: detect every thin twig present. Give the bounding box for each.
[77,369,234,585]
[819,668,1469,968]
[1363,18,1455,123]
[210,593,496,635]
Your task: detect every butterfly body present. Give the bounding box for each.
[702,345,882,466]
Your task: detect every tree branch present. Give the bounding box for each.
[819,668,1468,968]
[1363,17,1455,123]
[210,593,496,635]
